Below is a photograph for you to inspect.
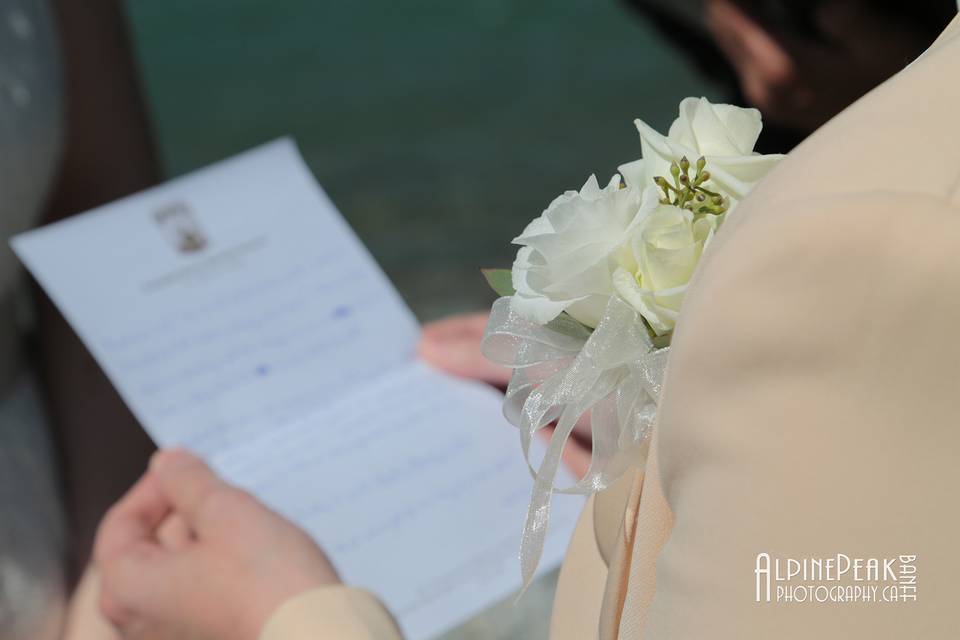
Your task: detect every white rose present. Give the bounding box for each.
[618,97,783,207]
[612,204,719,336]
[510,174,650,329]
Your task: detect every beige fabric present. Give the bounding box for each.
[260,586,401,640]
[641,191,960,639]
[548,495,609,640]
[614,435,671,640]
[631,14,960,640]
[593,468,642,567]
[595,469,642,640]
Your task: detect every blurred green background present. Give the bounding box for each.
[126,0,720,322]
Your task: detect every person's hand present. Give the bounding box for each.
[420,311,593,478]
[419,311,512,387]
[705,0,932,131]
[95,449,340,640]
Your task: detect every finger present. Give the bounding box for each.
[707,0,792,74]
[94,469,170,566]
[151,449,234,532]
[419,312,511,386]
[561,437,593,480]
[156,512,194,551]
[98,536,171,630]
[571,411,592,443]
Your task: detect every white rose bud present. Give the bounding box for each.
[612,204,720,336]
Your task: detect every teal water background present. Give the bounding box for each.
[127,0,719,321]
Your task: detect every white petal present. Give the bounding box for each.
[565,295,610,329]
[511,246,539,295]
[612,267,675,336]
[637,117,696,183]
[667,97,700,149]
[705,153,784,201]
[579,174,602,198]
[688,98,738,156]
[712,102,763,154]
[617,158,646,189]
[513,214,556,244]
[510,292,570,325]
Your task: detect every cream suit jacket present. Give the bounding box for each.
[262,15,960,639]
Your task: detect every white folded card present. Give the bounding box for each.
[12,139,582,639]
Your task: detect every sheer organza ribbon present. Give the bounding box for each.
[481,295,669,589]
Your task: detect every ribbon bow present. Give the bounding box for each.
[481,295,669,589]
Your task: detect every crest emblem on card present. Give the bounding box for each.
[153,202,209,254]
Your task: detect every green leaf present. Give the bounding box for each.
[651,332,672,349]
[481,268,515,297]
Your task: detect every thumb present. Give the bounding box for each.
[98,539,179,630]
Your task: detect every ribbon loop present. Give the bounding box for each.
[482,295,669,589]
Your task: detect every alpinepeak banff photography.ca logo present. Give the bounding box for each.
[755,553,918,605]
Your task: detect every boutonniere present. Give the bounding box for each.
[481,97,784,587]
